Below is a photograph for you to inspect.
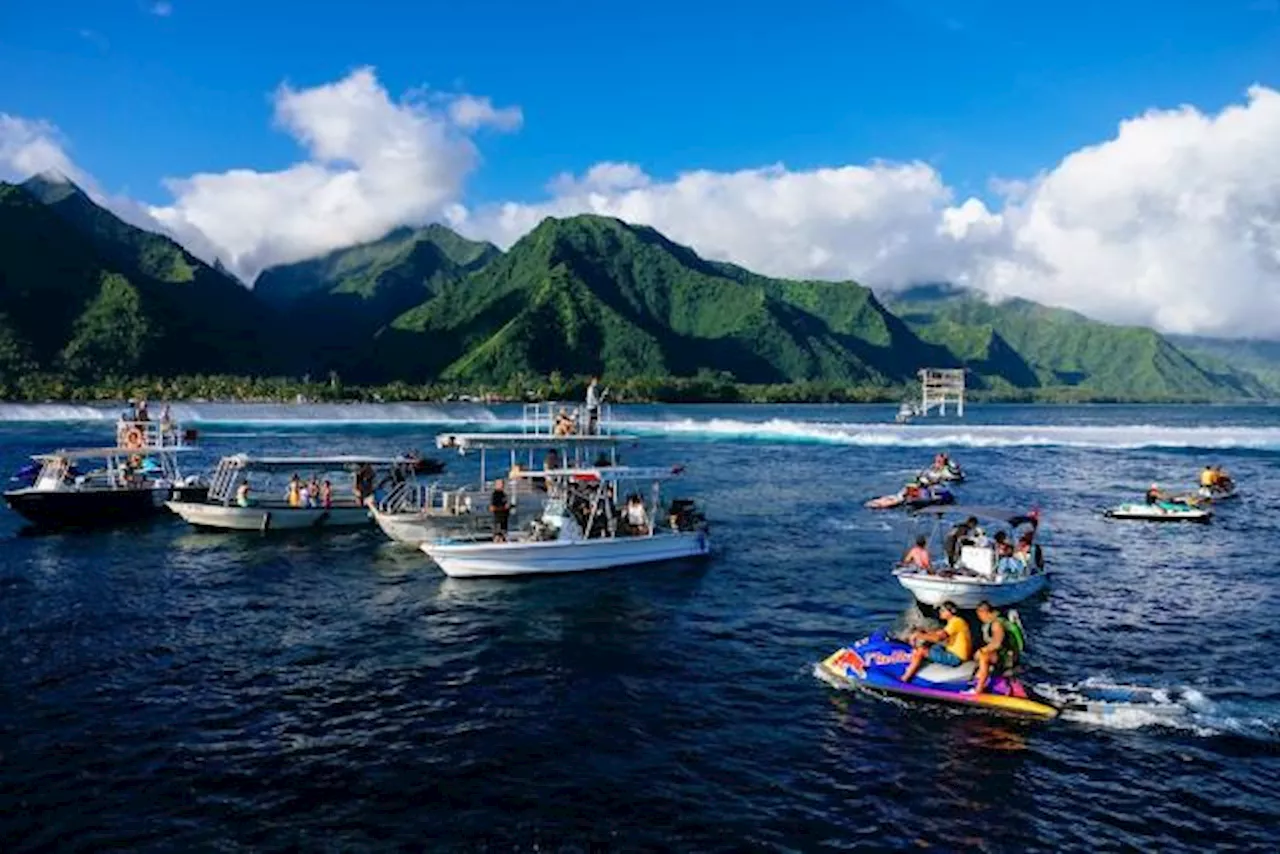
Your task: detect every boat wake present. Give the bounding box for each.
[1035,680,1280,741]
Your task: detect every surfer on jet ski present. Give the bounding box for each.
[900,601,973,683]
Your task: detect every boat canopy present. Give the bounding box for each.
[32,446,196,462]
[909,505,1040,525]
[505,465,685,483]
[216,454,414,469]
[435,432,633,452]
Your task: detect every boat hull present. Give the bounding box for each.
[815,633,1059,720]
[1105,503,1211,523]
[165,501,372,531]
[370,508,490,546]
[422,530,711,577]
[4,486,171,529]
[894,569,1049,608]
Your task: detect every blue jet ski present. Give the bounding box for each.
[816,630,1059,720]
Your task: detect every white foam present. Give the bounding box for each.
[3,404,1279,451]
[616,417,1280,451]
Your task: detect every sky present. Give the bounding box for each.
[2,0,1280,338]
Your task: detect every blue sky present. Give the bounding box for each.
[3,0,1278,204]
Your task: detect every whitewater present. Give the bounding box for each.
[5,401,1280,452]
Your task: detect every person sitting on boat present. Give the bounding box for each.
[901,535,932,570]
[490,479,511,542]
[553,408,576,436]
[901,601,973,683]
[235,480,252,508]
[944,516,980,566]
[903,482,924,503]
[993,531,1022,576]
[321,479,333,509]
[287,474,302,508]
[136,400,150,422]
[1200,466,1216,489]
[1145,483,1163,505]
[970,601,1024,695]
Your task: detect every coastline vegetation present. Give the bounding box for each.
[0,370,1261,406]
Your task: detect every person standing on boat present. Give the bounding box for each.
[944,516,980,566]
[287,474,302,508]
[490,479,510,542]
[586,377,604,435]
[900,601,973,683]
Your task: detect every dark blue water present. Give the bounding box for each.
[2,403,1279,851]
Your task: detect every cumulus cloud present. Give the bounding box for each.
[5,76,1280,338]
[446,95,523,132]
[459,85,1280,338]
[148,67,519,281]
[0,114,95,188]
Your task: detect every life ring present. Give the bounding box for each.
[124,427,145,449]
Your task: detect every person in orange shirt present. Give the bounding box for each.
[901,535,932,570]
[900,601,974,682]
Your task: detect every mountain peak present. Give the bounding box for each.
[21,170,90,206]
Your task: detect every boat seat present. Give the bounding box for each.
[958,545,995,578]
[918,660,978,684]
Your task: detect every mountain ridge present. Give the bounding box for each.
[0,179,1272,401]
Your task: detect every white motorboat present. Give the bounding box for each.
[1105,501,1212,523]
[372,401,632,547]
[167,454,413,531]
[420,465,710,578]
[892,507,1049,608]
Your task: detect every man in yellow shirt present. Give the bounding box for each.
[900,601,974,682]
[1200,466,1215,488]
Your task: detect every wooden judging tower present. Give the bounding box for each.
[918,368,966,416]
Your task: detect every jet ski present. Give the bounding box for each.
[1196,483,1237,502]
[866,484,956,510]
[918,461,965,485]
[1105,501,1211,523]
[815,630,1059,720]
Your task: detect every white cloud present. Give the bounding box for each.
[460,85,1280,338]
[5,76,1280,338]
[446,95,523,132]
[0,114,95,188]
[147,67,518,281]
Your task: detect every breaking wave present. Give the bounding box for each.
[616,417,1280,452]
[2,404,1279,451]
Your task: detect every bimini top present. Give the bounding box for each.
[215,454,414,469]
[32,446,196,462]
[505,464,686,483]
[910,505,1041,525]
[435,432,635,452]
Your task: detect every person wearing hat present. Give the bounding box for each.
[900,601,973,683]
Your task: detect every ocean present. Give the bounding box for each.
[1,402,1277,851]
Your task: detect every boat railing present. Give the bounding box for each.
[115,419,194,450]
[521,401,615,437]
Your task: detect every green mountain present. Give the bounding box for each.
[0,176,281,388]
[253,224,500,376]
[1169,335,1280,394]
[1,182,1270,401]
[374,214,952,384]
[17,173,280,374]
[888,285,1265,399]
